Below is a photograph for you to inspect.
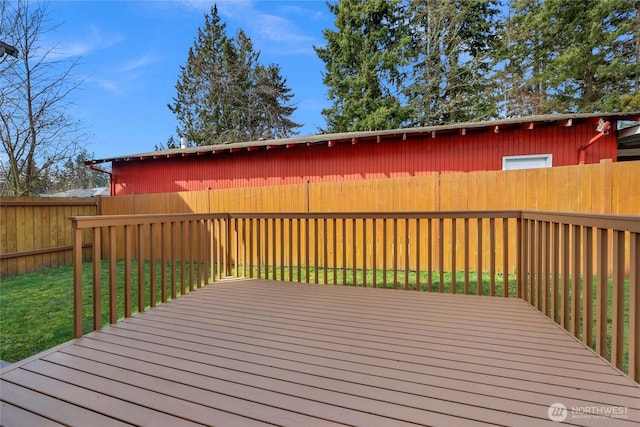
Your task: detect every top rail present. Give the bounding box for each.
[71,210,639,227]
[70,212,229,229]
[522,210,640,233]
[227,210,523,220]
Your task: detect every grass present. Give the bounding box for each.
[247,265,518,295]
[0,260,205,363]
[0,262,630,376]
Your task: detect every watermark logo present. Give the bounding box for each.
[548,403,568,422]
[547,403,629,422]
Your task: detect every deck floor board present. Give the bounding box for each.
[2,278,639,426]
[141,305,605,368]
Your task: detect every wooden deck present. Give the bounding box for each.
[1,278,639,426]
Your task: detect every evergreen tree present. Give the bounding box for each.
[620,0,640,110]
[219,31,299,141]
[168,6,300,146]
[46,149,108,194]
[315,0,411,132]
[496,0,639,116]
[542,0,637,112]
[494,0,550,116]
[154,135,179,151]
[403,0,500,125]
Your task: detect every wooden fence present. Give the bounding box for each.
[99,159,640,216]
[0,197,98,276]
[98,159,640,274]
[3,160,638,276]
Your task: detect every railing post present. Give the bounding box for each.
[226,214,232,277]
[208,219,214,283]
[502,218,508,297]
[630,232,640,383]
[611,230,626,370]
[536,220,543,311]
[451,218,457,294]
[72,221,83,338]
[582,227,594,348]
[124,225,132,317]
[595,228,608,357]
[571,225,581,338]
[109,226,117,324]
[476,218,482,295]
[516,217,522,299]
[552,222,560,323]
[137,224,145,312]
[489,218,495,296]
[180,221,186,295]
[92,227,102,331]
[561,223,570,329]
[171,222,177,297]
[202,220,209,284]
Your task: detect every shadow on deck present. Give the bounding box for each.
[1,278,639,426]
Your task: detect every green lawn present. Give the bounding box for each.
[1,264,81,363]
[251,265,518,295]
[0,260,203,363]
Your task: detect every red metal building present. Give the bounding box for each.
[88,113,639,196]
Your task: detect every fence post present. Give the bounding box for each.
[72,221,83,338]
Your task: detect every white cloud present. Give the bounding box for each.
[174,0,225,13]
[173,0,319,55]
[86,77,121,93]
[252,13,314,44]
[122,53,161,72]
[54,25,124,59]
[280,4,325,22]
[216,0,255,17]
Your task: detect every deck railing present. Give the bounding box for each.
[226,211,521,295]
[519,211,640,383]
[71,213,231,338]
[72,210,640,383]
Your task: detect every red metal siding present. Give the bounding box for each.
[113,121,618,195]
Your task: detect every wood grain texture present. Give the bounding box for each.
[2,278,639,426]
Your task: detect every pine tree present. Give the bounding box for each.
[315,0,411,132]
[403,0,500,125]
[496,0,639,116]
[168,6,300,146]
[620,0,640,110]
[219,31,298,142]
[542,0,637,112]
[46,149,107,194]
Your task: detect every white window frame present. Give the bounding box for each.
[502,154,553,171]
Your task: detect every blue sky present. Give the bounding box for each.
[45,0,334,160]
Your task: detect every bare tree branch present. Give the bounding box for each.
[0,0,86,195]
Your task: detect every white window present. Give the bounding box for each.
[502,154,553,171]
